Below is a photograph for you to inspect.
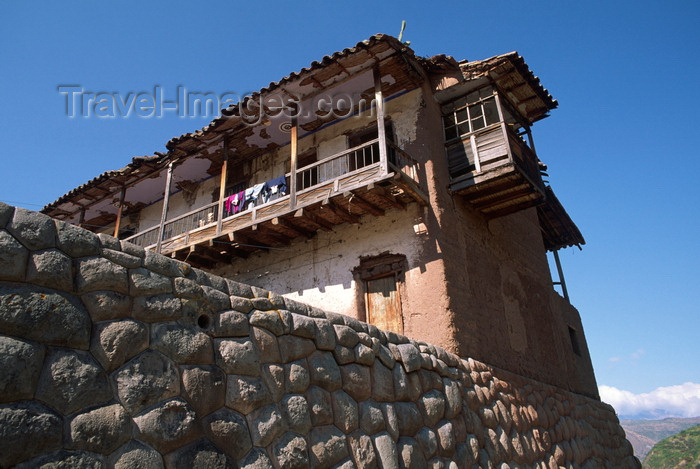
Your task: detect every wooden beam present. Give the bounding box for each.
[289,102,298,209]
[367,183,405,210]
[156,162,174,253]
[113,185,127,238]
[322,197,360,224]
[229,231,269,252]
[343,191,384,216]
[294,208,334,231]
[373,64,388,175]
[190,244,229,264]
[251,224,292,246]
[216,140,229,235]
[272,217,314,239]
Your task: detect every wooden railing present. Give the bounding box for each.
[446,121,543,191]
[125,139,421,250]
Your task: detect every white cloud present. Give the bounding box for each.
[599,382,700,419]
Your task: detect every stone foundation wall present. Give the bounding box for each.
[0,203,638,468]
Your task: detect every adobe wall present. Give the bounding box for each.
[406,79,600,399]
[0,203,639,468]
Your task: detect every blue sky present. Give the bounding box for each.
[1,1,698,418]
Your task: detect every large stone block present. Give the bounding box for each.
[262,364,286,402]
[308,350,342,391]
[281,394,312,435]
[312,318,337,351]
[113,350,180,415]
[201,285,232,311]
[75,256,129,294]
[290,312,316,338]
[279,335,316,363]
[273,432,309,469]
[129,267,172,295]
[373,431,399,469]
[238,447,274,469]
[102,248,142,269]
[15,450,105,468]
[395,402,423,436]
[54,220,101,258]
[133,294,182,322]
[6,207,56,251]
[0,201,13,227]
[0,401,62,467]
[0,335,45,402]
[398,436,427,469]
[109,440,164,469]
[216,338,260,376]
[81,290,132,321]
[0,284,91,349]
[213,310,250,337]
[69,403,132,454]
[309,425,349,469]
[306,385,333,426]
[341,363,372,402]
[249,310,285,335]
[144,249,187,278]
[0,230,28,281]
[181,365,226,417]
[173,277,204,299]
[285,359,311,394]
[419,389,446,428]
[334,324,360,348]
[90,319,148,371]
[416,427,438,460]
[134,398,199,454]
[202,407,252,460]
[247,403,288,447]
[36,348,111,415]
[371,361,395,402]
[332,390,359,433]
[164,439,235,469]
[348,430,378,469]
[252,326,281,363]
[151,323,214,364]
[226,375,271,415]
[359,400,385,435]
[226,279,253,299]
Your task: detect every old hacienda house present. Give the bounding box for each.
[42,34,594,398]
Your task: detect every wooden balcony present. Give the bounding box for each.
[125,140,426,268]
[447,123,546,219]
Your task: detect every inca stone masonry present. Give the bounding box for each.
[0,203,638,467]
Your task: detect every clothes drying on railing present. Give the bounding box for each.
[262,176,287,202]
[224,177,288,215]
[225,190,246,215]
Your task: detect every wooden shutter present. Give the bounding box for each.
[365,275,403,334]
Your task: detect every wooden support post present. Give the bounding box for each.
[373,64,388,175]
[156,162,174,254]
[552,249,570,302]
[289,103,299,209]
[113,185,126,238]
[217,140,229,235]
[78,207,86,228]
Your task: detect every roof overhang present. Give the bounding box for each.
[537,186,585,251]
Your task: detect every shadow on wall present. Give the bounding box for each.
[0,202,639,468]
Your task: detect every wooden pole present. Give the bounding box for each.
[289,102,298,209]
[156,162,174,253]
[113,185,126,238]
[216,140,229,235]
[553,249,569,302]
[78,207,85,228]
[373,64,388,175]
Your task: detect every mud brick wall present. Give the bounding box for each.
[0,202,639,468]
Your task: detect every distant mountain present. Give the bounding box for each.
[642,424,700,468]
[620,417,700,460]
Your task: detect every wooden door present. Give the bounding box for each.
[366,275,403,334]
